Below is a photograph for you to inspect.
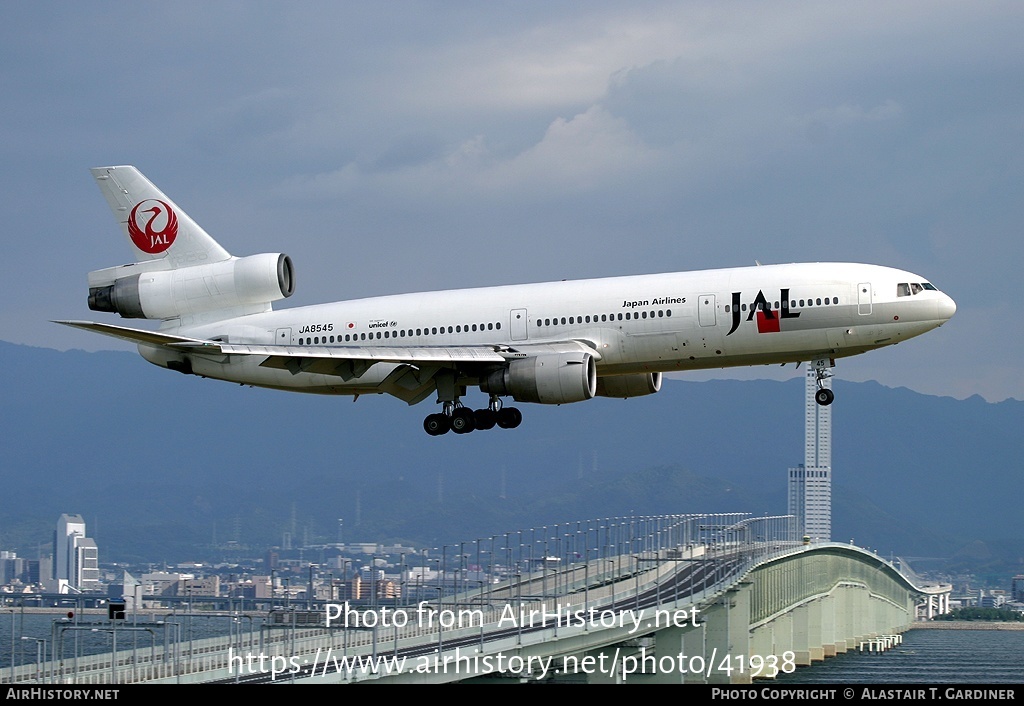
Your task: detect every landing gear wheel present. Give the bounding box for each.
[815,388,835,406]
[496,407,523,429]
[473,409,497,430]
[450,407,476,434]
[424,413,451,436]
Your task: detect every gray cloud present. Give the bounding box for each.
[3,1,1020,401]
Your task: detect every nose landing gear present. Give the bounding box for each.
[812,358,835,406]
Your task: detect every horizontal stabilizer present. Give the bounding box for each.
[52,320,216,349]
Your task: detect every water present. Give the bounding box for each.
[1,610,239,673]
[772,628,1024,684]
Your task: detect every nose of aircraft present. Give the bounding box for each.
[938,292,957,322]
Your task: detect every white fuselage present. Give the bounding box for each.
[145,262,955,398]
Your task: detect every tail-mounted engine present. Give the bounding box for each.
[87,253,294,320]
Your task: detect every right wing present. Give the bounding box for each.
[53,319,598,404]
[53,319,510,366]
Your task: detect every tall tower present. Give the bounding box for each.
[54,514,100,592]
[788,366,832,541]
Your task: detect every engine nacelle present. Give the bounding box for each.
[482,350,597,404]
[595,372,663,399]
[88,253,294,320]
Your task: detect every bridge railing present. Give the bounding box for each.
[4,513,801,684]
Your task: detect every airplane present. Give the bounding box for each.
[57,165,956,436]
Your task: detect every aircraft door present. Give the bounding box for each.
[276,327,292,345]
[858,283,872,315]
[510,309,528,341]
[698,294,716,327]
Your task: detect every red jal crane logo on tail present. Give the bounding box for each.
[128,199,178,254]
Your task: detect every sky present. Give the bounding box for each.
[2,1,1021,402]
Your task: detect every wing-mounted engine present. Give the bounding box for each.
[87,253,294,321]
[481,343,597,404]
[595,372,663,398]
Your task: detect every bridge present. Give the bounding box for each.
[3,513,951,685]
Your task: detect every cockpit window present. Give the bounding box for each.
[898,282,937,296]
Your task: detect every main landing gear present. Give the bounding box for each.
[812,358,835,406]
[423,398,522,436]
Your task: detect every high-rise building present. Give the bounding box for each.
[788,365,832,541]
[1012,575,1024,602]
[0,551,19,586]
[53,513,100,592]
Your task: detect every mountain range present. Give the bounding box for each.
[1,340,1020,578]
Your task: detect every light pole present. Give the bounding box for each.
[8,606,16,684]
[432,557,442,612]
[441,545,449,607]
[459,541,466,600]
[133,583,141,627]
[521,544,533,599]
[467,579,486,651]
[397,553,406,611]
[477,546,492,609]
[308,563,317,611]
[583,547,593,620]
[341,559,352,600]
[91,628,117,684]
[130,583,143,682]
[185,582,193,666]
[21,636,45,683]
[515,571,523,646]
[503,544,514,603]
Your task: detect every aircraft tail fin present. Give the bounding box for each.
[91,165,231,267]
[85,166,294,323]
